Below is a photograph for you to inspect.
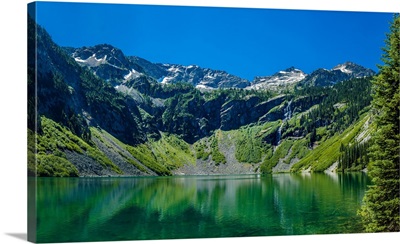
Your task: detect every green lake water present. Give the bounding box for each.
[30,173,371,243]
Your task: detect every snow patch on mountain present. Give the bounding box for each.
[332,64,352,74]
[249,67,306,90]
[123,69,141,81]
[156,63,249,89]
[74,53,107,67]
[299,62,376,87]
[71,44,146,85]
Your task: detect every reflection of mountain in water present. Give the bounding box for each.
[34,173,370,242]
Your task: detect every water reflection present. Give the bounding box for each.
[32,173,370,242]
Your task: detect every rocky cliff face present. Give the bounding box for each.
[220,95,286,130]
[29,18,147,146]
[70,44,146,86]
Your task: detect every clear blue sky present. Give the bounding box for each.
[32,2,394,80]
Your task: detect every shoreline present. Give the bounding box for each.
[28,170,369,178]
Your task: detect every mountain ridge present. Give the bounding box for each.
[299,61,375,87]
[68,44,375,90]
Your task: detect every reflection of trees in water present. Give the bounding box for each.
[270,173,370,234]
[35,173,369,242]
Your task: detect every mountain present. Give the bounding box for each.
[69,44,146,86]
[129,56,169,80]
[250,67,307,90]
[29,16,376,177]
[29,21,147,145]
[70,44,375,91]
[299,62,375,86]
[28,16,160,176]
[155,63,250,89]
[69,45,250,89]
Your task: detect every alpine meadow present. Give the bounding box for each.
[27,3,400,242]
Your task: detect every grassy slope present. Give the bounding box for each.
[191,121,280,166]
[29,116,196,177]
[290,113,369,172]
[233,121,280,163]
[261,138,310,174]
[29,116,122,177]
[29,111,371,177]
[90,127,196,176]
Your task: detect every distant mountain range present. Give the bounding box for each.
[68,44,375,90]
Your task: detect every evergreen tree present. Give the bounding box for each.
[359,14,400,232]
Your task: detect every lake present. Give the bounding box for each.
[30,173,370,243]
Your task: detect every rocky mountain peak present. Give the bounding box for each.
[299,62,376,87]
[130,62,250,89]
[332,61,375,77]
[70,44,144,85]
[250,67,306,90]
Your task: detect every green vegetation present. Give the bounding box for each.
[194,140,210,160]
[234,125,265,164]
[261,140,290,174]
[286,138,309,163]
[36,155,79,177]
[90,127,149,174]
[295,76,372,136]
[29,71,375,177]
[30,116,197,177]
[203,88,273,102]
[260,137,309,174]
[122,133,196,176]
[80,69,144,145]
[210,131,226,165]
[28,14,381,180]
[338,141,370,171]
[234,121,279,164]
[193,132,227,165]
[125,144,171,176]
[290,114,369,172]
[28,129,39,176]
[29,116,123,176]
[359,14,400,232]
[96,127,195,176]
[150,133,196,168]
[95,127,172,176]
[162,88,205,143]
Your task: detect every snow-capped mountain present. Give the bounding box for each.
[129,56,168,80]
[332,62,376,77]
[70,44,250,89]
[249,67,307,90]
[129,56,250,89]
[156,63,250,89]
[250,62,374,90]
[68,44,375,90]
[300,62,375,86]
[70,44,145,86]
